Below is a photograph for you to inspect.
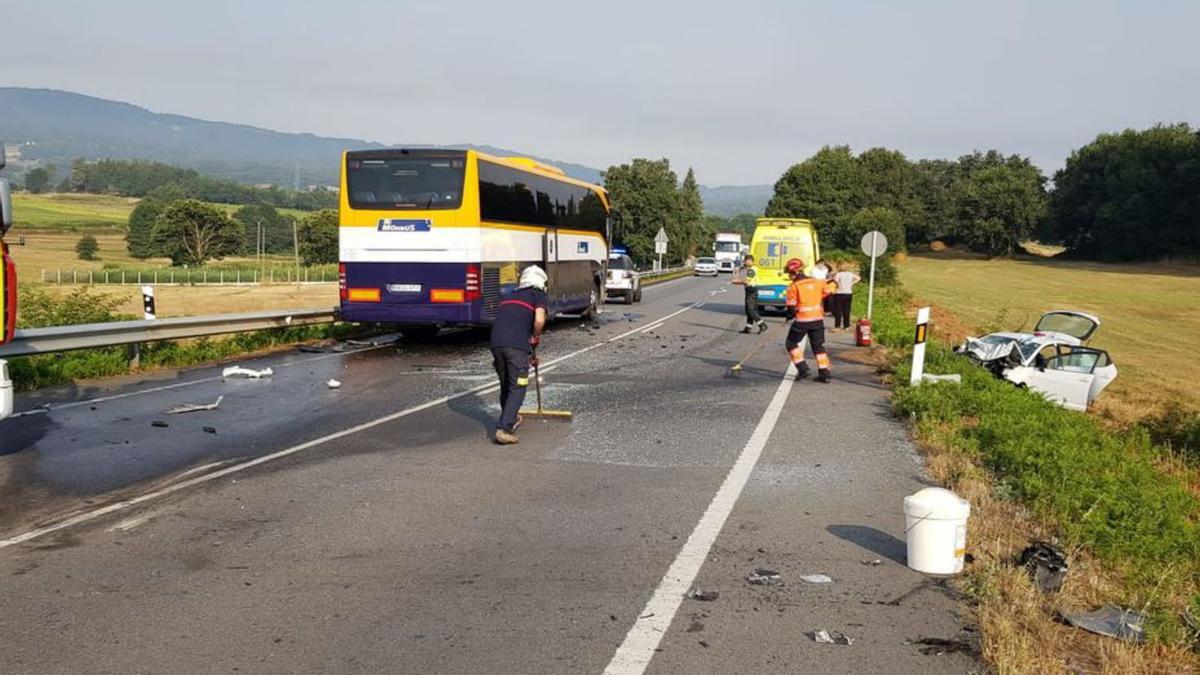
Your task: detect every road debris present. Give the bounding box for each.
[298,343,346,354]
[151,421,169,428]
[348,333,403,346]
[914,637,975,656]
[327,379,342,389]
[920,373,962,384]
[222,366,274,379]
[800,574,834,584]
[746,568,783,586]
[1018,541,1068,593]
[165,396,224,415]
[698,640,710,648]
[1061,606,1146,643]
[861,558,883,566]
[685,588,720,602]
[202,426,217,434]
[810,630,854,646]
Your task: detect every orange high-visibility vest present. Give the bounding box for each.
[785,277,834,322]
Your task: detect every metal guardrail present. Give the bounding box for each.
[639,265,690,282]
[0,308,337,358]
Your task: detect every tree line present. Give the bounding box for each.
[601,159,708,266]
[760,123,1199,261]
[126,192,338,267]
[23,158,338,211]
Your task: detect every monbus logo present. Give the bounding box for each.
[377,219,432,232]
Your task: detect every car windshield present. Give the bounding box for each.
[608,256,629,270]
[1015,336,1044,363]
[698,258,715,264]
[715,241,740,253]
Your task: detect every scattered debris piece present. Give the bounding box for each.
[800,574,834,584]
[222,366,274,379]
[810,630,854,646]
[921,373,961,384]
[686,588,720,602]
[165,396,224,415]
[686,620,705,633]
[914,637,975,656]
[202,426,217,434]
[298,343,346,354]
[1062,606,1146,643]
[327,379,342,389]
[861,558,883,566]
[347,333,403,346]
[698,640,710,648]
[746,568,783,586]
[1018,541,1068,593]
[151,421,169,428]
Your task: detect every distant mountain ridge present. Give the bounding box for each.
[0,87,770,214]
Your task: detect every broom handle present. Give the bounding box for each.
[532,347,543,413]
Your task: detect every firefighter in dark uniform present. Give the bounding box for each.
[489,265,549,445]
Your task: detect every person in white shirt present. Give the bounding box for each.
[830,266,861,331]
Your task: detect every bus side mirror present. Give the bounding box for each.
[0,178,12,236]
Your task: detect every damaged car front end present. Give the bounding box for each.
[956,311,1117,411]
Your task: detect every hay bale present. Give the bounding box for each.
[930,240,948,252]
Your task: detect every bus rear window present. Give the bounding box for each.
[346,156,465,210]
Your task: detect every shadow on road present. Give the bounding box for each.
[827,524,907,565]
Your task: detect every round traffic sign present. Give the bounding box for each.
[860,230,889,257]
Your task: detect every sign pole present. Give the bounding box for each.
[866,231,878,320]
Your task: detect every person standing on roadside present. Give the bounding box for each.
[783,258,836,382]
[732,254,768,334]
[489,266,548,445]
[830,265,861,331]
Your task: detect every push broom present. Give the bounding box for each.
[521,347,573,421]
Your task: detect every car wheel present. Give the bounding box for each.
[633,286,642,303]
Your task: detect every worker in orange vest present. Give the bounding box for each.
[783,258,836,382]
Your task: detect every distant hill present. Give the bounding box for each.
[0,87,770,212]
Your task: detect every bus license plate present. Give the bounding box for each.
[387,284,422,293]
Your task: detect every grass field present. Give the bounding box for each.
[38,283,338,317]
[898,252,1200,421]
[9,192,311,231]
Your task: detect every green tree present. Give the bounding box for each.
[297,209,338,265]
[677,168,705,259]
[603,158,684,266]
[126,184,187,258]
[950,155,1047,257]
[75,234,100,260]
[1044,124,1200,261]
[234,203,295,255]
[152,199,244,266]
[24,166,55,193]
[845,206,906,254]
[910,159,959,245]
[765,146,862,248]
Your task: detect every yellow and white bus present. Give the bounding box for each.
[747,217,821,313]
[338,149,610,330]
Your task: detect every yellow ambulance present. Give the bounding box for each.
[747,218,820,313]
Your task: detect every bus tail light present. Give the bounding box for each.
[1,242,15,345]
[347,288,381,303]
[430,289,466,303]
[338,263,347,301]
[465,263,481,302]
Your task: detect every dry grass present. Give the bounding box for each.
[38,283,338,317]
[898,252,1200,427]
[916,423,1200,674]
[10,192,136,230]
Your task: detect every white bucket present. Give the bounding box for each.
[903,487,970,575]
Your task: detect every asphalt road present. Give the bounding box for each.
[0,276,980,674]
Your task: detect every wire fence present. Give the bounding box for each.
[38,265,339,286]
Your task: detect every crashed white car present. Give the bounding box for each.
[957,311,1117,411]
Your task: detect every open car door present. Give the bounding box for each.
[1017,347,1112,411]
[1034,311,1101,343]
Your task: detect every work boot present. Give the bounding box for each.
[816,369,832,383]
[794,363,810,381]
[494,429,519,445]
[757,321,768,334]
[741,326,753,334]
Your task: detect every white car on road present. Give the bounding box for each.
[957,310,1117,411]
[605,254,642,304]
[694,257,719,276]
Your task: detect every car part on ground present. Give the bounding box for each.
[956,310,1117,411]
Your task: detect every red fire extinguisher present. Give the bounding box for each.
[855,318,872,347]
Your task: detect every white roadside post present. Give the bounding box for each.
[654,227,669,272]
[860,230,888,320]
[141,285,157,321]
[910,306,931,386]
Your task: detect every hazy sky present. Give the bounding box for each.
[4,0,1198,185]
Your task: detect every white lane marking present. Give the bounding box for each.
[7,345,389,419]
[604,366,797,675]
[0,298,707,550]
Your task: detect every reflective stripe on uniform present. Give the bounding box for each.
[516,376,529,387]
[501,299,536,312]
[816,353,831,370]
